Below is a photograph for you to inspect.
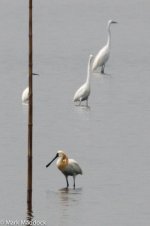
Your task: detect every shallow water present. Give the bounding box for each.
[0,0,150,226]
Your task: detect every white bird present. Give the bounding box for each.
[92,20,117,74]
[46,150,83,188]
[73,54,94,106]
[22,87,29,104]
[22,73,39,104]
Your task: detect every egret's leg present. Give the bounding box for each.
[73,176,76,188]
[65,176,69,188]
[86,99,88,107]
[101,64,105,74]
[79,99,82,106]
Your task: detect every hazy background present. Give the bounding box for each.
[0,1,150,226]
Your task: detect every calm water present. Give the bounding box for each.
[0,0,150,226]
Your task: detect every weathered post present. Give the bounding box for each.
[27,0,33,205]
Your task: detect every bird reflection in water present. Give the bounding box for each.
[58,187,83,225]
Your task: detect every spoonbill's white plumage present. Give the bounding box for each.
[73,54,94,106]
[21,73,39,104]
[46,150,83,188]
[92,20,117,74]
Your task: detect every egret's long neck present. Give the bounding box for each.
[106,23,111,48]
[86,58,92,84]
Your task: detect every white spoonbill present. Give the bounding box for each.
[73,54,94,106]
[46,150,83,188]
[22,73,39,104]
[92,20,117,74]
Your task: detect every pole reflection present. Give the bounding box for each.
[26,199,34,226]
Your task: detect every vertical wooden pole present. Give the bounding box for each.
[27,0,33,204]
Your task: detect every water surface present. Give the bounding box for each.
[0,1,150,226]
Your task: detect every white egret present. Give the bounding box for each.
[92,20,117,74]
[73,54,94,106]
[46,150,83,188]
[22,73,39,104]
[22,87,29,104]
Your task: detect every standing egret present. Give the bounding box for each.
[46,150,83,188]
[73,54,94,106]
[22,73,39,104]
[22,87,29,104]
[92,20,117,74]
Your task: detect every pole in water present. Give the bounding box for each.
[27,0,33,204]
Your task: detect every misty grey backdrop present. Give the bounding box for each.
[0,1,150,226]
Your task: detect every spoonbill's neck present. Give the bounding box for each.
[57,154,68,170]
[58,154,68,163]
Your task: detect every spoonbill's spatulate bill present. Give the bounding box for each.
[46,150,83,188]
[73,54,94,106]
[92,20,117,74]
